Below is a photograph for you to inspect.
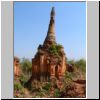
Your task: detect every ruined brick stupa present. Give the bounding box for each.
[28,7,67,83]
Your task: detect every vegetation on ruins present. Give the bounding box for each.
[49,44,63,56]
[54,89,60,97]
[14,58,86,98]
[49,44,63,65]
[14,81,25,98]
[14,5,86,98]
[42,83,51,91]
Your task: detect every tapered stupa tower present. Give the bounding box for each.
[43,7,56,46]
[28,7,67,83]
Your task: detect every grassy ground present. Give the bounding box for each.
[14,71,86,98]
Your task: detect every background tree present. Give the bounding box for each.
[20,58,32,77]
[75,59,86,73]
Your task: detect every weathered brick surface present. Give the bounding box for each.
[29,7,67,83]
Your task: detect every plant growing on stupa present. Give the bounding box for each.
[49,44,63,59]
[54,88,60,97]
[42,83,51,91]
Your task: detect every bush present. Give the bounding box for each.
[67,59,75,65]
[65,72,73,81]
[75,59,86,73]
[67,59,86,73]
[56,44,63,51]
[14,82,23,91]
[49,44,63,58]
[19,74,27,87]
[49,44,58,55]
[54,89,60,97]
[14,81,25,98]
[42,83,51,91]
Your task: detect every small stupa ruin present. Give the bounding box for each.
[28,7,67,83]
[14,56,21,77]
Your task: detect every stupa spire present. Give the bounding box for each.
[44,7,56,45]
[48,7,55,34]
[51,7,55,18]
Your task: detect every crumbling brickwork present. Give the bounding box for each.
[29,7,67,83]
[14,56,20,77]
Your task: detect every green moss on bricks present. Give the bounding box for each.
[49,44,63,56]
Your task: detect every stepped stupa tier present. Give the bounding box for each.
[28,7,67,83]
